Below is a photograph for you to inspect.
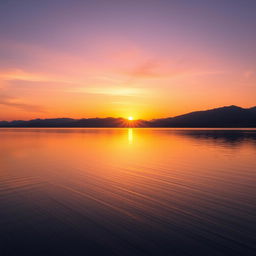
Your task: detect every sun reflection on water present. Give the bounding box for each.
[128,128,133,144]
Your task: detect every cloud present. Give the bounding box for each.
[126,60,164,79]
[121,59,222,83]
[0,69,44,81]
[111,101,146,106]
[120,59,172,81]
[0,94,45,112]
[0,69,76,84]
[68,87,145,96]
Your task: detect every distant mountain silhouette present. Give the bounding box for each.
[0,117,130,127]
[150,105,256,127]
[0,106,256,127]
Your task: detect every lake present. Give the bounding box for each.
[0,128,255,256]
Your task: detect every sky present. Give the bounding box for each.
[0,0,256,121]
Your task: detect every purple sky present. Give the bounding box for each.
[0,0,256,120]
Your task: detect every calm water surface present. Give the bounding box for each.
[0,128,255,256]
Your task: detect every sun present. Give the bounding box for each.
[128,116,134,121]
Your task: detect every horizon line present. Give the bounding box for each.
[1,104,256,123]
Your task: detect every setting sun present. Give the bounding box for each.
[128,116,134,121]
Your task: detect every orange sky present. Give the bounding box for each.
[0,1,256,121]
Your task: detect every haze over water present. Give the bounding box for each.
[0,128,256,255]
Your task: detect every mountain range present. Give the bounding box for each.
[0,105,256,127]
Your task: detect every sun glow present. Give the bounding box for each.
[128,116,134,121]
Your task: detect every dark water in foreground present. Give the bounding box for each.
[0,128,255,256]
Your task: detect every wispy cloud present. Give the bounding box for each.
[121,59,222,82]
[0,69,76,84]
[124,59,165,79]
[111,101,146,106]
[0,94,45,112]
[68,87,145,96]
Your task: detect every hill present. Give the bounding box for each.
[150,105,256,127]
